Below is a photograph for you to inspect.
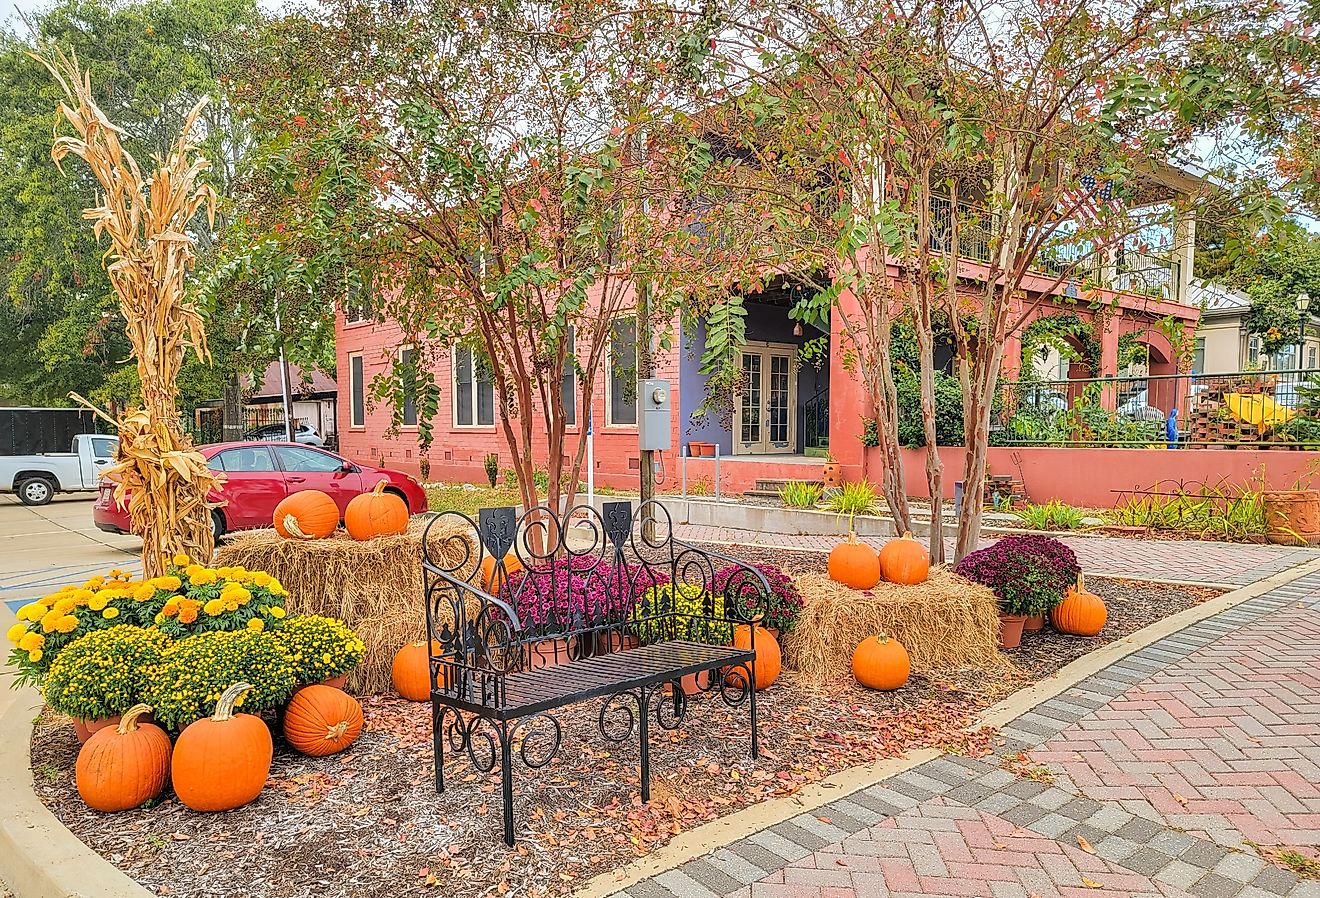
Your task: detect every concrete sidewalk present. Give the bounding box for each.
[606,572,1320,898]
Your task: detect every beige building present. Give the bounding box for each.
[1192,280,1319,375]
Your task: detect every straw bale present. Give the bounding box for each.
[786,568,1007,684]
[216,517,477,693]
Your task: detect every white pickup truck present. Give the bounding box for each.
[0,433,119,506]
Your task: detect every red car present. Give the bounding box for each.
[94,441,428,541]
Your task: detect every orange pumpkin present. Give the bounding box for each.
[828,533,880,590]
[345,480,409,540]
[392,641,438,701]
[880,531,930,585]
[725,625,781,690]
[851,633,911,690]
[283,685,363,756]
[1050,573,1107,636]
[172,683,273,812]
[273,490,338,539]
[479,552,524,593]
[75,704,171,813]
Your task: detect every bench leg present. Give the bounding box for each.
[749,668,760,760]
[500,727,516,846]
[432,700,445,794]
[639,687,652,803]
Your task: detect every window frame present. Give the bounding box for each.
[272,444,346,474]
[561,325,577,429]
[343,281,372,325]
[451,345,496,429]
[349,352,365,429]
[605,318,639,428]
[398,345,418,429]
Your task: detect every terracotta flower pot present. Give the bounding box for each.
[530,636,575,669]
[688,441,715,458]
[595,631,640,655]
[998,614,1027,650]
[822,462,843,489]
[72,712,155,744]
[320,673,350,689]
[1023,613,1045,633]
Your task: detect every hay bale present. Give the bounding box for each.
[786,568,1007,684]
[216,518,476,694]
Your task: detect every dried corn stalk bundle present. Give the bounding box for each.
[35,46,222,576]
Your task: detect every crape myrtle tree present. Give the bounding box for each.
[227,0,720,518]
[701,0,1274,558]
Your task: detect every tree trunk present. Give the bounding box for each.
[913,305,944,564]
[221,373,244,443]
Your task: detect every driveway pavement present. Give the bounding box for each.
[0,494,139,612]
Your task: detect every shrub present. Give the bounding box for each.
[274,615,365,685]
[778,481,823,508]
[954,535,1080,616]
[146,630,298,730]
[894,364,967,448]
[715,563,805,633]
[634,583,731,644]
[41,626,170,722]
[506,559,664,636]
[1013,500,1086,531]
[484,453,500,487]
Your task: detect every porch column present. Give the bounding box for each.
[1099,318,1121,411]
[1174,211,1196,306]
[829,288,868,476]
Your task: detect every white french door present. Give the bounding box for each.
[735,344,796,455]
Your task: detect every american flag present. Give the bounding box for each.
[1060,173,1122,226]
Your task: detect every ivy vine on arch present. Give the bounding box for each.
[1019,312,1102,375]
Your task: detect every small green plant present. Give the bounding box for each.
[1013,500,1086,531]
[36,762,60,783]
[688,476,712,497]
[824,480,880,520]
[1109,480,1266,541]
[484,453,499,487]
[533,468,551,494]
[778,481,823,508]
[1273,849,1320,879]
[272,615,365,685]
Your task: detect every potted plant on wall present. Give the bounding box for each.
[954,535,1080,650]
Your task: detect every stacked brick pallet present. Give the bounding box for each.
[983,474,1026,508]
[1187,379,1270,449]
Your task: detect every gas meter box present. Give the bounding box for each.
[638,379,671,451]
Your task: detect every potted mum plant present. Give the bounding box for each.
[274,614,366,689]
[954,535,1080,649]
[635,583,729,693]
[41,625,170,742]
[715,563,804,640]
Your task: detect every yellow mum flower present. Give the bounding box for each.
[203,599,225,617]
[16,602,43,622]
[7,623,26,644]
[190,569,218,586]
[52,598,76,615]
[178,607,199,625]
[153,575,182,592]
[251,572,271,588]
[55,615,79,634]
[102,607,120,620]
[268,606,287,619]
[133,584,157,601]
[70,589,94,604]
[268,579,288,597]
[40,611,62,633]
[88,593,110,612]
[247,618,265,632]
[172,553,190,566]
[18,632,44,652]
[27,648,42,663]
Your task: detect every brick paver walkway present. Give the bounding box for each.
[609,571,1320,898]
[677,525,1320,586]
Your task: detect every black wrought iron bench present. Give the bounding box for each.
[420,499,770,845]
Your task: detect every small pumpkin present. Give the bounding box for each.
[880,531,930,585]
[1050,573,1107,636]
[852,633,911,690]
[725,625,781,690]
[273,489,339,539]
[172,683,273,812]
[828,532,881,590]
[392,641,439,701]
[345,480,409,540]
[479,552,524,593]
[283,685,363,756]
[75,703,171,813]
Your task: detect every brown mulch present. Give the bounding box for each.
[28,545,1220,898]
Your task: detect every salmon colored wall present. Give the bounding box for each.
[874,446,1320,508]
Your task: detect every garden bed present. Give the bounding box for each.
[27,546,1219,898]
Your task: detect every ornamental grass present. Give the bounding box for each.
[215,518,476,693]
[786,569,1006,684]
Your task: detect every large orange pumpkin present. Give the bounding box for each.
[172,683,273,812]
[273,490,339,539]
[479,552,524,593]
[1050,574,1107,636]
[392,641,438,701]
[828,533,880,590]
[75,703,171,813]
[880,531,930,585]
[725,625,781,690]
[851,633,911,690]
[283,685,363,756]
[345,480,409,540]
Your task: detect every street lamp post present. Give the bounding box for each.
[1298,292,1312,379]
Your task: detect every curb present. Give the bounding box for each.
[0,603,152,898]
[572,554,1320,898]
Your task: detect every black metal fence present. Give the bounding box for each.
[993,368,1320,448]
